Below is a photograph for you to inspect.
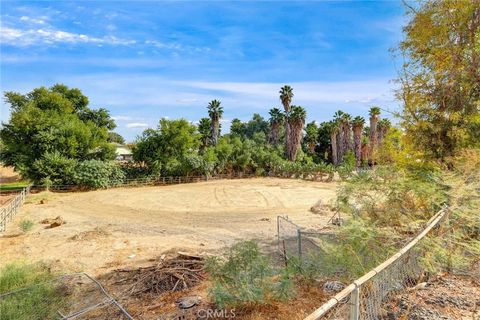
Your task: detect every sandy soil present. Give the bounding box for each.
[0,178,337,275]
[0,165,20,184]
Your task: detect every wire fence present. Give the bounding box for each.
[0,273,133,320]
[303,205,450,320]
[29,172,259,192]
[277,216,336,262]
[0,186,31,233]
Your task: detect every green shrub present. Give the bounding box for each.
[0,263,66,320]
[206,241,294,308]
[73,160,125,188]
[32,151,77,185]
[19,220,34,232]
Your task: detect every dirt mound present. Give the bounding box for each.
[41,216,65,228]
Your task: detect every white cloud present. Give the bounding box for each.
[176,98,199,103]
[0,27,136,47]
[112,115,133,121]
[126,122,149,128]
[19,16,46,24]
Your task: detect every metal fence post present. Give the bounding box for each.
[350,284,360,320]
[297,229,302,260]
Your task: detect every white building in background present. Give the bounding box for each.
[114,143,133,161]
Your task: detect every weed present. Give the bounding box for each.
[19,220,34,232]
[0,263,66,320]
[206,241,295,308]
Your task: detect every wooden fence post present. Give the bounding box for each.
[349,285,360,320]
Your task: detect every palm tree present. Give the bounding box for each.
[340,112,352,156]
[207,99,223,146]
[286,105,306,161]
[279,85,294,157]
[368,106,381,165]
[333,111,345,163]
[268,108,284,145]
[351,116,365,168]
[377,118,391,146]
[279,85,294,113]
[326,121,339,165]
[198,117,211,150]
[303,121,319,154]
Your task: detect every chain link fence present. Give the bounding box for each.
[277,216,336,261]
[0,186,30,233]
[0,273,132,320]
[304,206,449,320]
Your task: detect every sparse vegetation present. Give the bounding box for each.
[0,263,65,320]
[206,241,295,308]
[19,220,34,232]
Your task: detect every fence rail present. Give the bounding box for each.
[304,205,449,320]
[0,185,31,233]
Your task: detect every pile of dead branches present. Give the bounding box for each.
[113,253,205,297]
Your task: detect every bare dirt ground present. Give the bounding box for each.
[0,178,337,275]
[0,165,20,184]
[386,273,480,320]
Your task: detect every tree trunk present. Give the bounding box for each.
[331,131,338,165]
[211,119,219,145]
[285,121,291,158]
[368,116,378,165]
[377,127,388,146]
[288,121,303,161]
[343,122,353,154]
[270,123,280,145]
[353,126,363,168]
[336,128,344,163]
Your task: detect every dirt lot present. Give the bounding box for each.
[0,178,337,275]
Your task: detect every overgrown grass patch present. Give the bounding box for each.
[0,263,66,320]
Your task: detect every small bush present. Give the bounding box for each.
[0,263,66,320]
[73,160,125,189]
[206,241,294,308]
[19,220,34,232]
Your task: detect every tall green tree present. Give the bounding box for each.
[303,121,319,155]
[397,0,480,159]
[368,107,381,165]
[133,118,200,175]
[377,118,391,146]
[286,106,306,161]
[340,112,353,156]
[0,84,115,183]
[268,108,285,145]
[352,116,365,168]
[279,85,294,158]
[328,121,340,166]
[108,132,125,144]
[333,111,345,163]
[198,118,212,150]
[207,99,223,146]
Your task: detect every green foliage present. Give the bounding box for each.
[0,84,116,184]
[19,220,34,232]
[206,241,295,308]
[133,118,200,176]
[397,0,480,160]
[72,160,125,189]
[107,132,125,144]
[32,151,77,185]
[0,263,66,320]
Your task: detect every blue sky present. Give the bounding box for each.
[1,1,406,142]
